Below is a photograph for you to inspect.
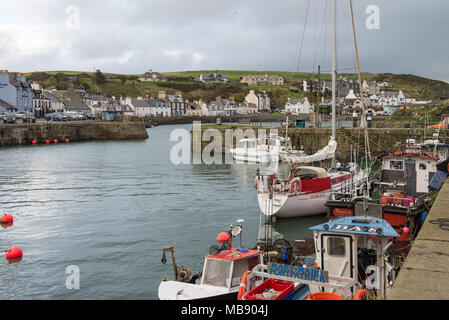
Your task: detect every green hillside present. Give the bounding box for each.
[22,69,449,108]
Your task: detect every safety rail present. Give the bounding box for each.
[244,264,362,299]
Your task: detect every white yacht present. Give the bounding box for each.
[230,134,305,163]
[256,163,367,219]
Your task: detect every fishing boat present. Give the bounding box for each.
[325,138,444,241]
[158,220,264,300]
[237,214,401,300]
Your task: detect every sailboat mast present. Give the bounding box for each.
[331,0,337,140]
[349,0,371,195]
[349,0,371,159]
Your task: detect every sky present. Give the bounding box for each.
[0,0,448,82]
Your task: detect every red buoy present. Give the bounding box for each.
[32,140,36,145]
[1,221,13,229]
[0,214,13,223]
[5,247,23,259]
[45,139,50,144]
[65,138,70,143]
[216,232,230,244]
[54,139,58,144]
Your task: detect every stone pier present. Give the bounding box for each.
[0,122,148,146]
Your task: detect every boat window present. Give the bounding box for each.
[419,163,427,170]
[289,168,320,180]
[328,237,346,256]
[237,141,245,148]
[203,259,232,287]
[249,141,256,148]
[389,160,404,170]
[231,256,259,287]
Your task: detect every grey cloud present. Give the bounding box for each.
[0,0,448,82]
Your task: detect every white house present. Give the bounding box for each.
[244,90,270,112]
[284,97,313,114]
[149,98,170,117]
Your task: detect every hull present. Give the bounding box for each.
[158,280,238,300]
[258,191,330,218]
[257,170,367,219]
[230,151,273,163]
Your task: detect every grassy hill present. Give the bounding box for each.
[21,69,449,108]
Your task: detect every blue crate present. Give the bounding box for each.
[428,170,448,191]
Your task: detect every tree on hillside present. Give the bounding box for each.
[95,69,106,85]
[118,75,127,83]
[55,72,68,82]
[43,76,57,89]
[30,72,48,83]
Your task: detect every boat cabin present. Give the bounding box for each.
[201,248,263,289]
[240,215,399,300]
[380,144,438,196]
[310,215,398,298]
[158,247,263,300]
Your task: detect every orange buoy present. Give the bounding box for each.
[353,289,369,300]
[216,232,230,244]
[5,247,23,259]
[54,139,58,144]
[308,292,344,300]
[237,271,250,300]
[0,214,13,223]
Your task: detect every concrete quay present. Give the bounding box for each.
[388,179,449,300]
[0,121,148,146]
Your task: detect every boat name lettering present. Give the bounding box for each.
[267,262,328,283]
[332,224,378,233]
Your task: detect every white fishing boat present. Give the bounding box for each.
[237,214,400,300]
[158,220,264,300]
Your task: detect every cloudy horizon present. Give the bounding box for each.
[0,0,448,83]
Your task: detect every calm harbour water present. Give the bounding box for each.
[0,124,326,299]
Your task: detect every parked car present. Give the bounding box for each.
[45,113,55,121]
[46,112,66,121]
[55,113,67,121]
[22,111,36,123]
[61,112,72,121]
[3,112,16,124]
[15,111,26,120]
[84,112,92,120]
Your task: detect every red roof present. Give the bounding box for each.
[205,248,262,261]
